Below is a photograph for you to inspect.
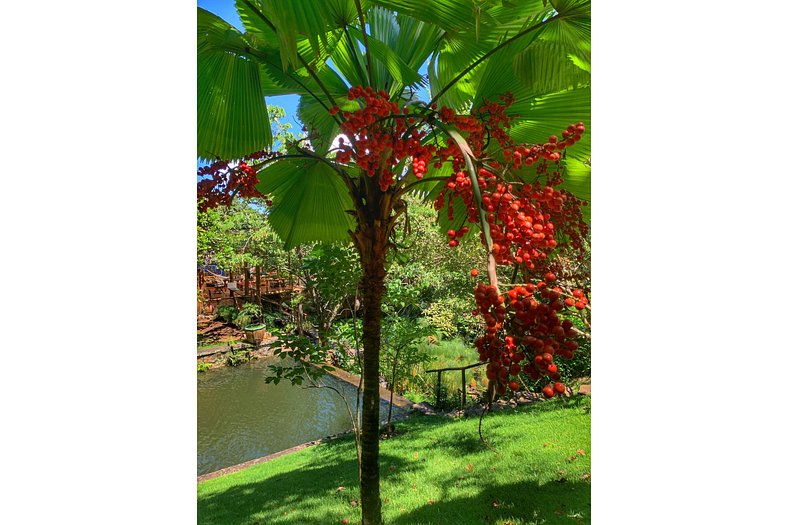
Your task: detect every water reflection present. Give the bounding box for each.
[198,358,398,475]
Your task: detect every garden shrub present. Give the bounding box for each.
[235,302,263,329]
[216,304,239,324]
[423,297,482,341]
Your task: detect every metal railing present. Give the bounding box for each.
[425,361,487,409]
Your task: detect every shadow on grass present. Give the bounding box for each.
[198,447,428,525]
[198,398,590,525]
[387,478,590,525]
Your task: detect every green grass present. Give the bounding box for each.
[198,397,591,525]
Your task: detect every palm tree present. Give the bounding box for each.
[198,1,590,523]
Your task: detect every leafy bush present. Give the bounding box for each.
[225,348,251,366]
[197,362,212,373]
[235,302,263,329]
[265,330,335,386]
[422,297,482,341]
[327,319,363,375]
[216,305,239,324]
[381,317,434,395]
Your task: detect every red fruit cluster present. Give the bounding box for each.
[506,123,586,167]
[564,288,589,310]
[197,150,279,211]
[447,226,470,247]
[431,95,590,396]
[472,279,584,396]
[333,87,437,192]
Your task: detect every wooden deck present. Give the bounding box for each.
[198,268,302,313]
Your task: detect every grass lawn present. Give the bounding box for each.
[198,396,591,525]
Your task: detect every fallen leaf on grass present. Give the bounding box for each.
[566,455,578,462]
[466,463,474,472]
[491,499,500,508]
[427,499,435,505]
[340,520,349,524]
[577,449,586,456]
[337,486,345,492]
[580,472,591,481]
[350,501,358,508]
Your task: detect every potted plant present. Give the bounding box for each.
[236,303,267,343]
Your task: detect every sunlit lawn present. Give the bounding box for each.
[198,396,591,525]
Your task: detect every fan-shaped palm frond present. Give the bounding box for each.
[255,158,356,249]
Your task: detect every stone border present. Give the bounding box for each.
[197,430,352,482]
[197,342,254,358]
[312,363,414,410]
[197,364,414,482]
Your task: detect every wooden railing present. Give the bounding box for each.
[425,361,487,409]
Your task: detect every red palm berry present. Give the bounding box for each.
[542,385,555,398]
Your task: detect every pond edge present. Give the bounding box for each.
[197,363,414,483]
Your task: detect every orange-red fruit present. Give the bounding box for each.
[470,268,479,277]
[554,382,566,394]
[545,272,557,282]
[509,381,519,391]
[542,385,555,398]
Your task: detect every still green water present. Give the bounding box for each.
[198,358,398,475]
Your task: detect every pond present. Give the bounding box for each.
[198,358,402,476]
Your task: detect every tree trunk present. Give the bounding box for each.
[359,253,385,525]
[355,190,392,525]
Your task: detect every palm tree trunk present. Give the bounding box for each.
[359,252,385,525]
[354,185,392,525]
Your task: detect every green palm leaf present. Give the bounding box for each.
[508,86,591,213]
[255,158,356,249]
[328,29,368,87]
[197,14,273,160]
[347,26,425,91]
[508,86,590,162]
[511,41,591,99]
[297,96,359,154]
